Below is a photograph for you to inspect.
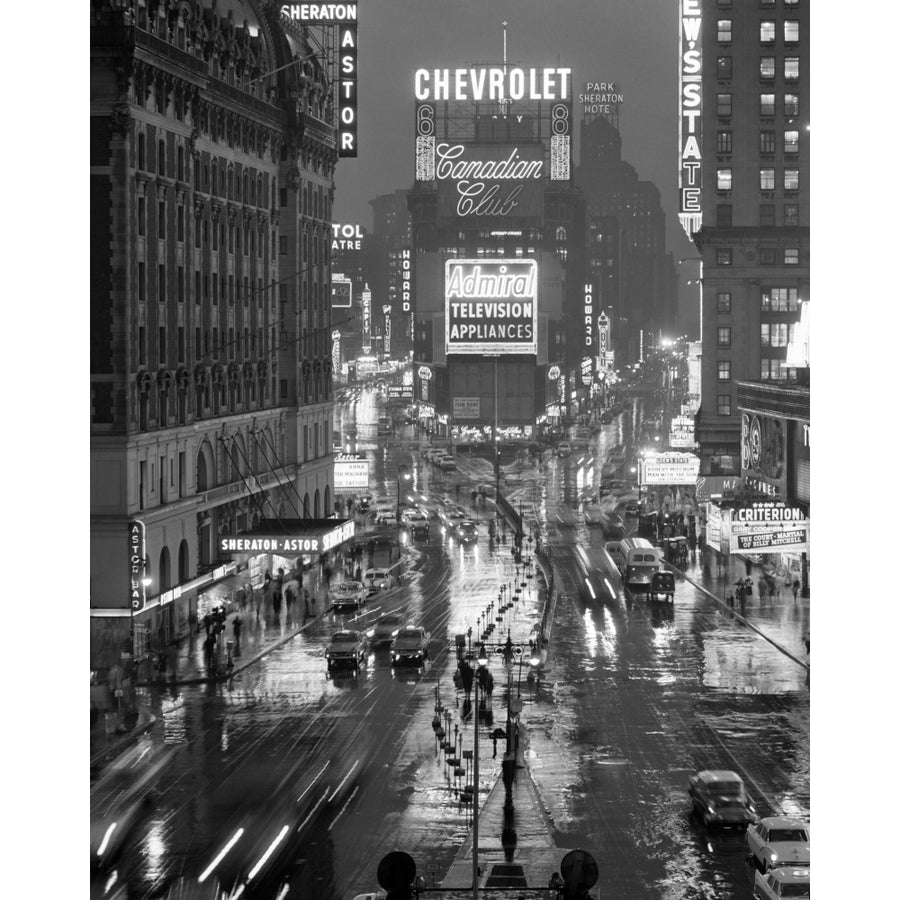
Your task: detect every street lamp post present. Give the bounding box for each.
[397,464,410,524]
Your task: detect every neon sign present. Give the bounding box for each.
[414,67,571,102]
[128,520,147,612]
[361,284,371,353]
[400,248,412,313]
[583,282,594,350]
[678,0,702,236]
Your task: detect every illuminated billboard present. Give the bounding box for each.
[445,259,537,355]
[640,451,700,485]
[725,502,810,554]
[414,67,571,102]
[331,276,352,308]
[678,0,702,236]
[334,453,370,490]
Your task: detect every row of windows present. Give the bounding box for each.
[715,323,796,348]
[716,288,800,314]
[716,355,793,382]
[716,128,800,154]
[717,56,800,81]
[713,246,800,266]
[718,20,801,44]
[716,167,801,191]
[715,203,800,227]
[717,1,801,6]
[717,92,800,119]
[137,325,275,366]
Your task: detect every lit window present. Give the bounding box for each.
[762,288,799,312]
[761,359,786,381]
[717,292,732,313]
[717,93,732,116]
[784,130,800,154]
[784,248,799,265]
[717,56,733,79]
[718,19,733,42]
[760,131,776,154]
[784,169,800,190]
[785,58,800,80]
[717,326,731,348]
[717,248,733,266]
[717,168,733,190]
[760,21,776,43]
[717,131,733,153]
[785,20,800,43]
[761,323,789,347]
[784,93,800,116]
[717,394,732,416]
[760,168,775,190]
[760,93,776,116]
[718,361,731,381]
[760,56,775,79]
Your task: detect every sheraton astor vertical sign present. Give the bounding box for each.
[445,259,538,355]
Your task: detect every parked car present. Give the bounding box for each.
[390,626,431,666]
[753,867,810,899]
[746,817,810,873]
[325,630,368,672]
[439,455,457,471]
[556,442,572,457]
[363,568,395,595]
[453,519,479,543]
[328,581,368,612]
[688,770,757,829]
[368,614,405,647]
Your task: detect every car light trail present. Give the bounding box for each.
[603,578,614,596]
[198,828,244,883]
[328,760,360,802]
[97,823,117,856]
[585,578,597,600]
[327,785,360,831]
[247,824,290,881]
[297,761,331,802]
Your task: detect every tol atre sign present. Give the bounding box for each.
[219,519,356,556]
[445,259,537,355]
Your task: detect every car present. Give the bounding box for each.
[600,410,615,424]
[363,568,396,594]
[404,515,430,539]
[374,507,398,526]
[688,770,757,829]
[368,613,405,646]
[439,508,467,531]
[753,867,810,899]
[476,482,497,498]
[390,626,431,666]
[325,630,368,672]
[357,494,373,513]
[746,817,810,873]
[439,455,457,471]
[573,427,592,440]
[556,442,572,457]
[453,519,479,542]
[622,501,641,518]
[328,581,368,612]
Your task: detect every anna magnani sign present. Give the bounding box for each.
[436,143,545,218]
[445,259,537,355]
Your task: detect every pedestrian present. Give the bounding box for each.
[285,585,294,618]
[758,578,768,601]
[203,612,213,637]
[272,589,282,617]
[726,591,735,606]
[166,639,178,681]
[204,633,216,672]
[792,579,800,601]
[324,564,332,587]
[233,615,243,643]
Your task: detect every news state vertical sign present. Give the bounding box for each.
[280,4,358,157]
[678,0,702,237]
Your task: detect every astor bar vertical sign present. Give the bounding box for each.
[678,0,702,237]
[129,520,147,611]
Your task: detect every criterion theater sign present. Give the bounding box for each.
[727,502,809,554]
[445,259,537,355]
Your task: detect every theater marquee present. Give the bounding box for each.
[445,259,537,355]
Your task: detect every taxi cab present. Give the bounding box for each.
[753,867,810,899]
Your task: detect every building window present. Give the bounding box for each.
[760,167,775,190]
[717,93,732,116]
[784,203,800,226]
[716,248,733,266]
[717,168,733,190]
[717,56,733,79]
[158,139,166,176]
[784,93,800,116]
[158,201,166,237]
[784,130,800,154]
[279,235,288,255]
[760,130,776,154]
[177,206,184,242]
[759,56,775,79]
[761,358,786,381]
[138,261,146,303]
[717,19,733,42]
[138,133,146,170]
[716,130,733,154]
[717,204,732,227]
[177,266,184,302]
[761,323,790,347]
[784,20,800,43]
[717,326,732,348]
[717,292,732,313]
[784,168,800,190]
[759,204,775,226]
[784,248,800,265]
[717,361,731,381]
[717,394,732,416]
[138,197,146,236]
[762,288,799,312]
[158,264,165,301]
[785,57,800,80]
[760,21,775,43]
[760,0,775,6]
[759,247,776,265]
[760,93,776,116]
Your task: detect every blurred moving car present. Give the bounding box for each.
[753,867,810,899]
[438,454,457,471]
[746,817,810,872]
[403,514,430,540]
[556,441,572,457]
[439,508,467,532]
[368,613,405,646]
[688,770,757,829]
[391,626,431,666]
[325,630,369,673]
[363,568,396,594]
[453,519,479,543]
[328,581,367,612]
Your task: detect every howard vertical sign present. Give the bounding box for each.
[678,0,702,237]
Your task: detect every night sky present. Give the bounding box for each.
[330,0,696,263]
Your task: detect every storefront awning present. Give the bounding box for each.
[218,518,355,557]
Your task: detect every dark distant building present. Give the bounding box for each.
[90,1,343,668]
[575,114,676,364]
[679,0,810,477]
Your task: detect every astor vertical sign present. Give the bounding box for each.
[128,520,147,612]
[678,0,702,237]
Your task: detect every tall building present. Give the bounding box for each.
[680,0,810,477]
[576,115,676,363]
[90,1,342,668]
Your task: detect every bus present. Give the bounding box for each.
[618,538,664,595]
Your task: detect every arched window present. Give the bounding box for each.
[158,545,171,593]
[314,488,321,518]
[324,485,331,517]
[178,539,190,582]
[303,492,311,518]
[555,226,567,242]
